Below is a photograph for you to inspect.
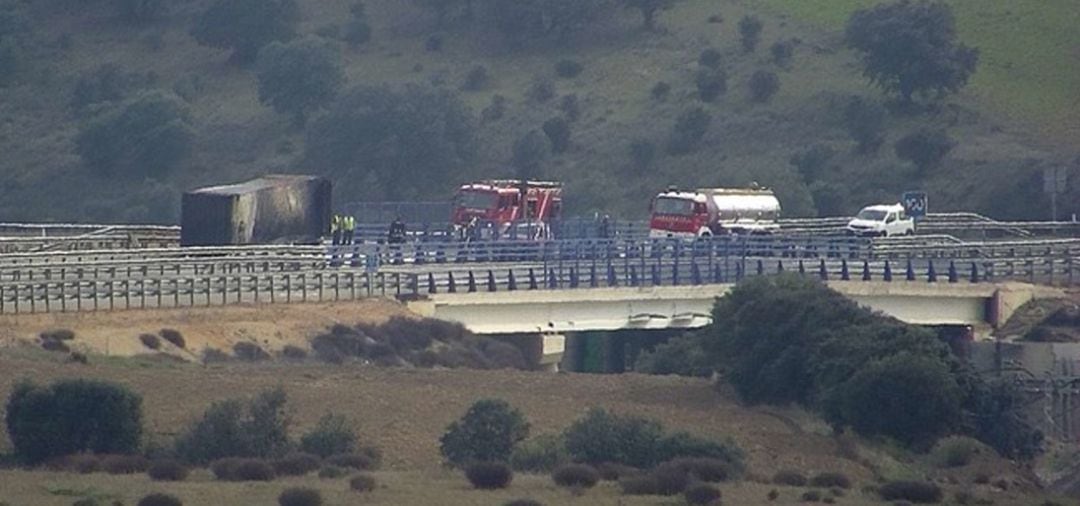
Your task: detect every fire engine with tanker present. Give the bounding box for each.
[649,186,781,238]
[451,180,563,240]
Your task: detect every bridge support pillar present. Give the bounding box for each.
[517,333,566,372]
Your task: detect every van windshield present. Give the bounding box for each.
[456,191,498,210]
[856,209,888,221]
[653,197,695,216]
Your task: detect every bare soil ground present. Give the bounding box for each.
[0,352,1059,505]
[0,299,409,358]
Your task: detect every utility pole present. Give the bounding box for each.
[1044,166,1067,222]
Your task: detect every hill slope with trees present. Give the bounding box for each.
[0,0,1076,223]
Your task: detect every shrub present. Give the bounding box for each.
[554,59,583,78]
[527,77,556,103]
[511,434,567,473]
[563,408,663,468]
[738,15,763,52]
[466,461,513,489]
[657,432,744,470]
[319,465,347,479]
[233,341,270,361]
[255,36,344,126]
[809,472,851,489]
[101,454,150,474]
[651,462,690,495]
[300,413,357,458]
[685,483,722,505]
[40,329,75,341]
[139,334,161,350]
[843,96,886,153]
[551,463,599,488]
[137,494,182,506]
[278,487,321,506]
[771,40,795,67]
[667,107,712,155]
[159,329,184,348]
[698,48,722,69]
[666,457,732,482]
[441,399,529,467]
[650,81,671,101]
[5,379,143,465]
[282,345,307,360]
[174,387,289,464]
[894,128,955,172]
[462,65,490,91]
[75,91,194,179]
[878,481,943,503]
[542,116,571,154]
[774,469,808,486]
[349,473,377,492]
[620,474,659,495]
[202,348,230,364]
[191,0,300,63]
[635,333,712,377]
[801,489,822,502]
[595,462,639,481]
[147,460,188,481]
[749,70,780,103]
[273,452,321,476]
[326,451,379,470]
[67,352,89,365]
[695,67,727,102]
[47,454,101,473]
[232,459,276,481]
[929,436,984,468]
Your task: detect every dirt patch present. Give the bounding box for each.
[0,300,410,359]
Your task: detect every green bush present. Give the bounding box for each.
[773,469,807,486]
[809,472,851,489]
[801,489,822,502]
[441,399,529,467]
[278,487,321,506]
[75,91,194,179]
[191,0,300,63]
[174,387,289,464]
[620,473,659,495]
[666,457,732,482]
[232,341,270,361]
[877,480,943,503]
[542,116,571,153]
[272,452,321,476]
[551,463,599,488]
[929,436,985,468]
[894,128,955,172]
[137,494,182,506]
[231,459,276,481]
[40,329,75,341]
[748,70,780,103]
[466,461,513,489]
[695,67,727,103]
[256,36,344,126]
[564,408,663,468]
[650,461,690,495]
[317,465,346,479]
[5,379,143,465]
[100,454,150,474]
[698,48,722,69]
[738,15,763,52]
[510,434,567,473]
[147,460,188,481]
[684,482,722,505]
[635,333,712,377]
[657,432,744,471]
[139,334,161,350]
[300,413,357,458]
[349,473,377,492]
[595,461,640,481]
[159,329,185,348]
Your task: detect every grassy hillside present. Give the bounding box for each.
[0,0,1075,224]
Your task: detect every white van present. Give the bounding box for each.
[846,203,915,237]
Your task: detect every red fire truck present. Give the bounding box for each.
[452,180,563,240]
[649,186,781,238]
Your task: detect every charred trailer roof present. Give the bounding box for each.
[181,175,332,247]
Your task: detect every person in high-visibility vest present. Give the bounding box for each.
[344,215,356,245]
[331,214,342,246]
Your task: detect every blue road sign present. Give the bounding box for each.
[365,253,380,273]
[902,191,928,219]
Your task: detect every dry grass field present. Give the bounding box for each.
[0,349,1064,505]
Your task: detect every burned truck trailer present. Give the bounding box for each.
[181,175,331,246]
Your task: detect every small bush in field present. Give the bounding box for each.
[233,459,275,481]
[147,460,188,481]
[278,487,322,506]
[210,458,241,480]
[698,48,722,69]
[596,462,639,481]
[651,462,690,495]
[466,461,513,490]
[667,457,732,482]
[349,473,377,492]
[272,452,321,476]
[877,481,943,503]
[511,434,567,473]
[748,70,780,103]
[137,493,182,506]
[159,329,185,348]
[300,413,357,458]
[801,489,822,502]
[282,345,308,360]
[440,399,529,468]
[233,341,270,361]
[929,436,984,468]
[809,472,851,489]
[620,474,659,495]
[101,454,150,474]
[139,334,162,350]
[40,329,76,341]
[318,465,346,479]
[685,482,722,505]
[774,469,808,486]
[551,463,599,488]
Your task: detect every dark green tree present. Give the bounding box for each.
[5,379,144,464]
[621,0,676,31]
[542,116,571,153]
[440,399,530,467]
[75,91,194,179]
[845,0,978,102]
[748,70,780,103]
[894,127,954,172]
[190,0,300,63]
[304,84,477,201]
[256,36,344,126]
[174,387,290,464]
